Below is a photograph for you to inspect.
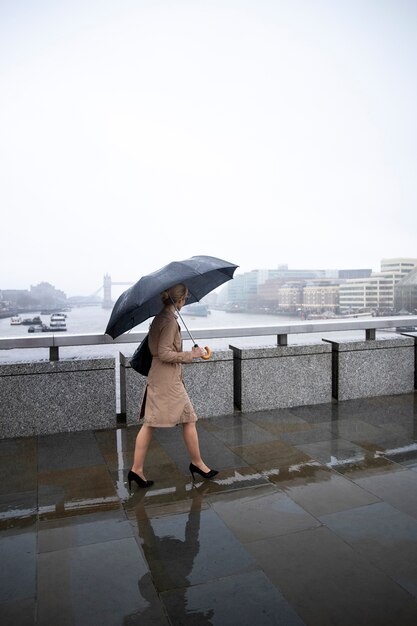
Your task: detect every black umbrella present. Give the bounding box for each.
[105,255,238,339]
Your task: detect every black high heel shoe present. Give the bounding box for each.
[189,463,218,481]
[127,470,154,490]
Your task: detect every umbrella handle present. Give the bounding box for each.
[201,346,212,360]
[194,344,212,360]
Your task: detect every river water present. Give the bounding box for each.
[0,305,397,365]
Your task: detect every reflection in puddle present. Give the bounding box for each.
[0,498,123,528]
[0,506,37,531]
[326,454,365,468]
[132,490,215,624]
[39,496,120,517]
[121,470,268,504]
[0,507,36,521]
[261,461,322,481]
[288,460,322,473]
[201,470,261,487]
[375,442,417,458]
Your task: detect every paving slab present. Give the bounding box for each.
[2,392,417,625]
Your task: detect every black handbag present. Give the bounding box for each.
[130,334,152,376]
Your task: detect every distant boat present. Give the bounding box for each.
[28,322,67,333]
[21,316,43,326]
[10,316,22,325]
[41,308,69,315]
[182,303,210,317]
[49,313,67,330]
[28,324,48,333]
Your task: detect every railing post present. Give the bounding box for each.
[277,334,288,346]
[49,346,59,361]
[365,329,376,341]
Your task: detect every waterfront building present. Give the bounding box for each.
[394,266,417,313]
[221,272,257,310]
[219,269,284,310]
[339,273,403,312]
[30,282,67,308]
[338,268,372,279]
[220,265,376,313]
[0,289,37,311]
[278,282,305,312]
[339,258,417,312]
[257,267,338,313]
[257,278,287,312]
[221,266,339,311]
[302,280,340,313]
[0,289,31,302]
[218,260,416,314]
[381,258,417,274]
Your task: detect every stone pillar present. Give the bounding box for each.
[182,350,234,418]
[0,358,116,438]
[324,337,415,401]
[120,350,234,425]
[401,333,417,390]
[119,353,147,425]
[229,344,332,412]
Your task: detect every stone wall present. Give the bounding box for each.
[324,337,415,401]
[1,337,416,439]
[0,359,115,438]
[120,350,234,425]
[229,344,333,412]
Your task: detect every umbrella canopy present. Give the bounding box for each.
[105,255,238,338]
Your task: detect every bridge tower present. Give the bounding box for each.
[102,274,113,309]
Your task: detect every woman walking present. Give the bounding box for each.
[128,283,218,489]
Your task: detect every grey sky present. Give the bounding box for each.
[1,0,416,297]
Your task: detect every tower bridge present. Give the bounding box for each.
[102,274,133,309]
[86,274,134,309]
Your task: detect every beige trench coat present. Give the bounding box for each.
[141,308,197,427]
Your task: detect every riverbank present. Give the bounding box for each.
[0,305,405,366]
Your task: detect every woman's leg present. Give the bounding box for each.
[182,422,211,472]
[131,425,154,478]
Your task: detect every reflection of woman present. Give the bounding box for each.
[128,283,218,489]
[124,487,214,625]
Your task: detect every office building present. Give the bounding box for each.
[339,258,417,312]
[394,266,417,313]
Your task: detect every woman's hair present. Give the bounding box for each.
[160,283,188,305]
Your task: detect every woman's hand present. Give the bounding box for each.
[191,345,205,359]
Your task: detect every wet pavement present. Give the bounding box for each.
[1,393,417,625]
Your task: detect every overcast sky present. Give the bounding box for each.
[1,0,416,297]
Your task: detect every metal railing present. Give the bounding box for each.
[0,316,416,361]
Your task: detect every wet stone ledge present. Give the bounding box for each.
[120,350,234,425]
[0,358,116,438]
[229,343,333,412]
[324,337,415,401]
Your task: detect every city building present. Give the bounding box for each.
[218,269,283,311]
[218,260,416,314]
[0,289,34,310]
[0,283,68,312]
[303,280,340,313]
[381,258,417,274]
[338,269,372,279]
[257,278,286,312]
[30,282,67,307]
[278,282,305,312]
[394,266,417,313]
[339,258,417,312]
[221,266,344,312]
